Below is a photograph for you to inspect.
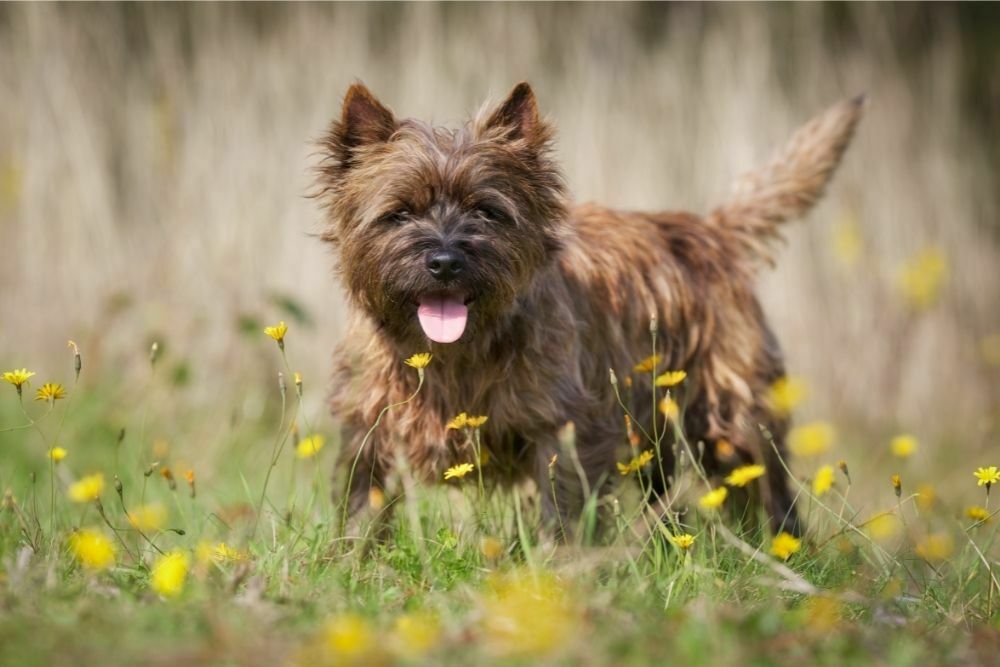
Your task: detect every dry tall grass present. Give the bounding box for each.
[1,4,996,473]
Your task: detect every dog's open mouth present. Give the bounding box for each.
[417,292,470,343]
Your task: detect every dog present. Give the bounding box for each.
[316,81,862,538]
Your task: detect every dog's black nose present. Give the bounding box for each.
[425,249,465,281]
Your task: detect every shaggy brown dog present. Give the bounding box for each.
[317,82,863,537]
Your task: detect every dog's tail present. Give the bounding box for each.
[708,95,866,267]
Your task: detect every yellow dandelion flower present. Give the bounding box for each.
[812,465,835,497]
[617,449,654,475]
[698,486,728,510]
[480,536,504,561]
[980,333,1000,367]
[263,321,288,344]
[482,571,575,657]
[890,434,918,458]
[128,503,167,532]
[404,352,432,369]
[915,483,936,511]
[768,376,807,415]
[466,415,489,428]
[368,487,385,511]
[890,474,902,497]
[444,462,475,480]
[324,614,375,661]
[34,383,67,403]
[150,550,189,598]
[915,532,954,562]
[715,439,736,461]
[446,412,469,430]
[769,532,801,561]
[68,473,104,503]
[2,368,35,392]
[633,354,661,374]
[974,466,1000,487]
[654,370,687,387]
[789,421,836,457]
[966,506,990,523]
[724,464,766,488]
[659,396,679,421]
[864,512,901,542]
[670,533,696,550]
[68,529,116,571]
[832,214,863,266]
[392,612,441,659]
[47,447,67,462]
[196,541,243,566]
[296,434,326,459]
[896,246,947,311]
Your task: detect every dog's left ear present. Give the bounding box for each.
[484,82,543,143]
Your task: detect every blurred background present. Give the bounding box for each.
[0,3,997,489]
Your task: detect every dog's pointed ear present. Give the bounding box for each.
[335,82,397,154]
[484,82,541,142]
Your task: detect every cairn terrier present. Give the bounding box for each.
[317,82,862,537]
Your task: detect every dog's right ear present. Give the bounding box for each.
[327,83,397,164]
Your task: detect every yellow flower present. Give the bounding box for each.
[324,614,375,661]
[68,529,116,571]
[832,214,863,266]
[915,533,954,562]
[2,368,35,390]
[466,415,489,428]
[404,352,432,369]
[812,465,835,497]
[150,550,189,598]
[617,449,654,475]
[698,486,728,510]
[769,532,801,560]
[480,536,504,561]
[368,488,385,510]
[263,321,288,344]
[68,473,104,503]
[128,503,167,532]
[446,412,469,430]
[392,612,441,659]
[724,464,766,487]
[34,383,67,403]
[659,397,679,421]
[47,447,67,462]
[196,541,243,566]
[915,484,936,511]
[789,421,836,457]
[890,434,918,458]
[482,571,575,657]
[865,512,901,542]
[444,462,475,480]
[296,434,325,459]
[974,466,1000,487]
[715,439,736,461]
[654,370,687,387]
[966,506,990,523]
[890,474,902,497]
[768,376,807,415]
[980,333,1000,367]
[670,533,696,550]
[896,246,947,310]
[633,354,661,374]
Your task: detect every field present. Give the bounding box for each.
[1,4,999,667]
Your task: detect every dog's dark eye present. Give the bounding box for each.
[475,205,512,225]
[378,210,410,226]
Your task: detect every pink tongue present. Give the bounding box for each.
[417,296,468,343]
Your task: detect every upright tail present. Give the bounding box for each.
[708,94,866,267]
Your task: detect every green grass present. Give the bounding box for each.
[1,345,998,667]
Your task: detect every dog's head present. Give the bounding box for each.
[317,82,567,346]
